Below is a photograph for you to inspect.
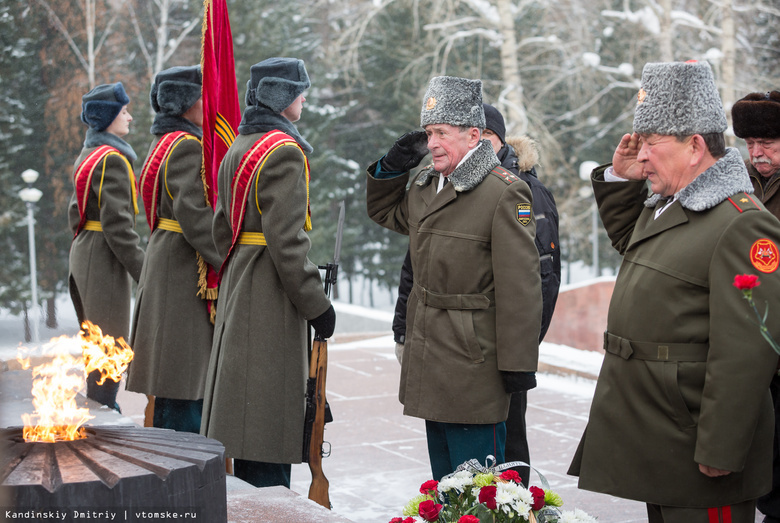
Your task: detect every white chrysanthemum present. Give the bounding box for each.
[495,487,517,508]
[512,500,531,517]
[497,481,522,498]
[514,485,533,505]
[438,470,474,493]
[560,508,598,522]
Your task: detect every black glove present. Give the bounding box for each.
[310,305,336,339]
[380,131,429,172]
[501,371,537,394]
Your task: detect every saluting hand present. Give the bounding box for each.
[612,133,646,181]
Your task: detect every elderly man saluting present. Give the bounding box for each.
[732,90,780,523]
[568,61,780,523]
[366,76,542,481]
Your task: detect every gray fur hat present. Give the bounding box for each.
[633,61,727,136]
[80,82,130,131]
[150,65,202,116]
[420,76,485,129]
[245,57,310,114]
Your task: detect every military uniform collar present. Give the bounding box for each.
[644,147,753,211]
[415,140,500,193]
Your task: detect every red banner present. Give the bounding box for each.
[201,0,240,208]
[201,0,240,313]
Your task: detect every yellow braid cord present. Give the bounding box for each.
[102,152,138,215]
[83,220,102,232]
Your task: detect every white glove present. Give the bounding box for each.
[395,342,405,364]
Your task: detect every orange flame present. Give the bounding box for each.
[20,321,134,443]
[22,349,95,443]
[80,321,134,386]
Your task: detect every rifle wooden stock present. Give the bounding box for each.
[307,338,330,509]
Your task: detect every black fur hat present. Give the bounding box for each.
[150,65,202,116]
[80,82,130,131]
[245,57,310,114]
[732,91,780,139]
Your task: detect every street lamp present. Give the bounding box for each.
[579,161,601,278]
[19,169,42,343]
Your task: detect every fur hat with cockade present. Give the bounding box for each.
[732,91,780,139]
[633,60,727,136]
[245,57,310,114]
[81,82,130,131]
[150,65,202,116]
[420,76,485,129]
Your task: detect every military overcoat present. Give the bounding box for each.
[569,149,780,507]
[68,145,144,340]
[367,140,542,424]
[126,134,223,400]
[200,132,330,463]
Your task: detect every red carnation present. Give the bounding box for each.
[529,486,545,511]
[420,479,439,496]
[499,469,522,483]
[418,500,443,522]
[478,484,498,510]
[458,516,481,523]
[734,274,761,290]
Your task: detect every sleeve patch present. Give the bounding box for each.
[751,238,780,273]
[516,203,532,226]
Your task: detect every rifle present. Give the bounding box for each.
[303,200,344,509]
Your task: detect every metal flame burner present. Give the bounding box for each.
[0,425,226,522]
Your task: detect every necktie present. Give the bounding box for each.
[654,197,672,219]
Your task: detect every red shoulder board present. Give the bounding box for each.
[220,131,303,274]
[73,145,119,237]
[137,131,193,231]
[490,166,519,184]
[727,193,761,213]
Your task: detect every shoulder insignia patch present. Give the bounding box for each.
[516,203,532,226]
[750,238,780,273]
[491,167,519,185]
[727,193,761,213]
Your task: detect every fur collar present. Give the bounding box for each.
[84,128,137,163]
[150,114,203,138]
[237,104,313,153]
[644,147,753,211]
[506,135,540,173]
[415,140,499,192]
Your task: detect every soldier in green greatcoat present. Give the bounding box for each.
[201,58,335,488]
[126,66,223,433]
[68,83,145,411]
[568,61,780,522]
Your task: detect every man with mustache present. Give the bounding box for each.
[732,90,780,523]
